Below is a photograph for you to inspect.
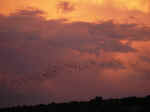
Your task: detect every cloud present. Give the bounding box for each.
[57,1,75,13]
[140,56,150,62]
[1,0,150,23]
[0,9,150,107]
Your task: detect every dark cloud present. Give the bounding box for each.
[98,59,125,69]
[139,55,150,62]
[128,55,150,80]
[57,1,75,13]
[0,9,150,107]
[88,20,150,41]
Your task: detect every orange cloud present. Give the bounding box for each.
[1,0,150,24]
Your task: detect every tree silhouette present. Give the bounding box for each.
[0,95,150,112]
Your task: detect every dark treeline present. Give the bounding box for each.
[1,95,150,112]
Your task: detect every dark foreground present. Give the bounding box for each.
[1,95,150,112]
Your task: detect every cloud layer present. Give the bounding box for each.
[0,8,150,107]
[1,0,150,23]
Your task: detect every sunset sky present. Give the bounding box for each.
[0,0,150,107]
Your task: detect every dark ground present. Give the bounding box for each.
[1,95,150,112]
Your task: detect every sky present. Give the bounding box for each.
[0,0,150,107]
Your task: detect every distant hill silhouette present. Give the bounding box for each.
[1,95,150,112]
